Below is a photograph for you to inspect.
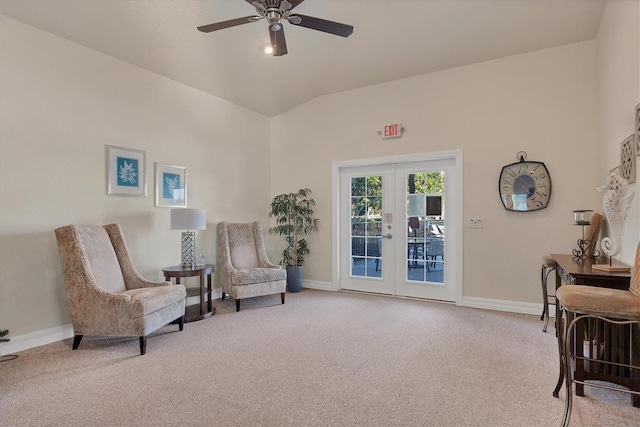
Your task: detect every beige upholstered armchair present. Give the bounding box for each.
[54,224,186,355]
[217,222,286,312]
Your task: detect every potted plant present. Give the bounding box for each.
[0,329,17,362]
[269,188,319,292]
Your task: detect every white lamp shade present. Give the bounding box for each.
[171,208,206,230]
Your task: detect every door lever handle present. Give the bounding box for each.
[383,234,393,239]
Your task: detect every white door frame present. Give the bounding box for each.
[331,150,464,305]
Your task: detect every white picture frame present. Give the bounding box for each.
[155,163,187,207]
[106,145,147,197]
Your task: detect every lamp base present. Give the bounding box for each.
[180,231,196,269]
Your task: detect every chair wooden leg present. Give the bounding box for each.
[281,292,285,305]
[236,299,240,312]
[221,292,226,301]
[541,265,555,332]
[178,316,184,331]
[72,335,83,350]
[633,323,640,406]
[139,337,147,355]
[540,264,547,321]
[561,312,574,427]
[553,310,565,398]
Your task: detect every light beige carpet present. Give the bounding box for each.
[1,289,638,426]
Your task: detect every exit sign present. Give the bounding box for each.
[379,123,404,139]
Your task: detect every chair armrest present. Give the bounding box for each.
[127,277,171,289]
[218,256,238,292]
[71,286,132,316]
[221,257,238,274]
[90,285,132,303]
[262,262,282,269]
[127,277,173,289]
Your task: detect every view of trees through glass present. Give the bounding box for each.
[350,172,445,280]
[350,172,444,216]
[350,176,382,278]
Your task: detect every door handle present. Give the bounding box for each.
[383,234,393,239]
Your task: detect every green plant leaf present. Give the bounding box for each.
[268,188,319,266]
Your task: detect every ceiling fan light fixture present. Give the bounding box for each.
[280,1,292,12]
[264,46,274,54]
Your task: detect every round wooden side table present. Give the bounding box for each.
[162,264,215,322]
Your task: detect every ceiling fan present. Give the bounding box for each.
[197,0,354,56]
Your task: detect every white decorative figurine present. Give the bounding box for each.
[597,170,634,258]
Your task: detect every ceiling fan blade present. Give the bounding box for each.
[291,14,353,37]
[287,0,305,10]
[269,26,288,56]
[197,16,257,33]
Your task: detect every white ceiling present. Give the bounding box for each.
[0,0,606,117]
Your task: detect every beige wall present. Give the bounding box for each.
[0,16,272,337]
[270,41,601,305]
[2,1,639,347]
[596,0,640,264]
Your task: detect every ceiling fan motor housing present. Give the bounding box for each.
[267,11,282,31]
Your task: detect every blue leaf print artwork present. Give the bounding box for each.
[163,173,181,199]
[117,157,138,187]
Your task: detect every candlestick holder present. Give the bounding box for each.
[571,210,599,259]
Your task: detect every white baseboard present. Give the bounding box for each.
[462,296,554,318]
[302,280,338,291]
[3,291,551,354]
[2,324,74,355]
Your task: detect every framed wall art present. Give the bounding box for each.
[620,134,636,184]
[106,145,147,197]
[155,163,187,207]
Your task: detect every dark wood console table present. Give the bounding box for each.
[162,264,215,322]
[551,254,637,406]
[552,254,631,290]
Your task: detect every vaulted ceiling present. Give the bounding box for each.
[0,0,606,117]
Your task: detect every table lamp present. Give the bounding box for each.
[171,208,206,269]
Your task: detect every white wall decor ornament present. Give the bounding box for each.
[597,170,634,258]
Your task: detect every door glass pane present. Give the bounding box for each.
[351,176,382,278]
[406,171,445,283]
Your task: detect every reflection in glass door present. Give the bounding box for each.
[406,171,445,284]
[394,158,457,302]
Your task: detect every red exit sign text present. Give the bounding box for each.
[381,123,403,139]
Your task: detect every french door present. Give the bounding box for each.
[338,156,460,302]
[340,164,395,295]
